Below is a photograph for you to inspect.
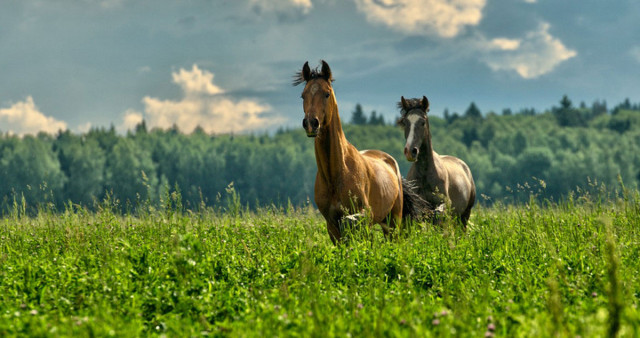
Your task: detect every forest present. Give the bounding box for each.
[1,96,639,213]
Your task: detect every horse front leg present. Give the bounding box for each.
[326,221,341,245]
[382,191,404,239]
[337,213,369,243]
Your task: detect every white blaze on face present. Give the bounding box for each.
[405,114,421,149]
[310,83,319,95]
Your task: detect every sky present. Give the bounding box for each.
[1,0,639,136]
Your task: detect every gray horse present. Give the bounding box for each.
[397,96,476,226]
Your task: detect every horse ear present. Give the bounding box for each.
[400,96,409,112]
[302,62,311,82]
[421,96,430,113]
[321,60,332,82]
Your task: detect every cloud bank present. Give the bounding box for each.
[483,23,577,79]
[122,65,281,134]
[0,96,67,136]
[352,1,574,79]
[354,0,486,38]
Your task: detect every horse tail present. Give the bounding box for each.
[402,178,431,221]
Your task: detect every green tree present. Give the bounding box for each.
[368,111,385,125]
[55,131,106,207]
[553,95,585,127]
[590,100,607,118]
[517,147,553,179]
[104,137,158,208]
[0,135,65,209]
[465,102,482,119]
[444,108,460,124]
[350,104,367,125]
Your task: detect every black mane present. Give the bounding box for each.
[397,98,425,115]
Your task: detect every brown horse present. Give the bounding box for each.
[397,96,476,226]
[293,61,424,244]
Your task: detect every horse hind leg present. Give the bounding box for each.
[460,206,472,228]
[460,189,476,229]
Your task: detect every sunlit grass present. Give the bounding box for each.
[1,188,639,336]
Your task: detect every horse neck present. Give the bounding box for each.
[417,127,439,173]
[314,101,349,184]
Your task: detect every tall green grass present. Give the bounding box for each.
[1,187,639,336]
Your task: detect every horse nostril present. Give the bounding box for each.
[302,118,308,129]
[310,118,319,129]
[411,147,419,158]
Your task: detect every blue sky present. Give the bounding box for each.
[1,0,639,135]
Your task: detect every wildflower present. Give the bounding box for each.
[432,319,440,326]
[487,323,496,331]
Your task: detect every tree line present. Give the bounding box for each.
[1,96,639,213]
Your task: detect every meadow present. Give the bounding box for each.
[1,185,639,337]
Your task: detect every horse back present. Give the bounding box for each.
[359,149,401,177]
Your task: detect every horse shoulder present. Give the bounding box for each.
[440,155,473,182]
[360,149,399,173]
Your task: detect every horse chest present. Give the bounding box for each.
[409,165,446,204]
[315,173,366,222]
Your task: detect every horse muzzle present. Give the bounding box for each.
[404,146,419,162]
[302,117,320,137]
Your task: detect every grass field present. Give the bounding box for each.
[1,187,639,337]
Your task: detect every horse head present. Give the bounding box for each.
[293,60,335,137]
[397,95,430,162]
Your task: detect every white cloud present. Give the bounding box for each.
[250,0,313,15]
[122,64,282,134]
[490,38,521,51]
[483,23,577,79]
[75,122,93,134]
[120,109,144,131]
[353,0,486,38]
[0,96,67,136]
[172,64,224,96]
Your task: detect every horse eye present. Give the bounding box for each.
[325,93,330,98]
